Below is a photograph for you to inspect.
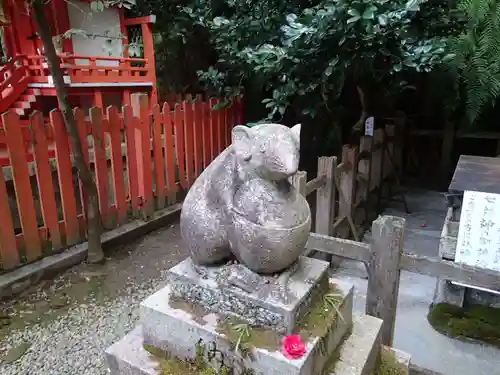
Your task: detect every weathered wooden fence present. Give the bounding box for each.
[295,156,500,375]
[301,121,405,248]
[0,93,243,271]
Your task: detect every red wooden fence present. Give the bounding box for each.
[0,94,243,271]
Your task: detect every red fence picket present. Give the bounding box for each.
[0,94,243,271]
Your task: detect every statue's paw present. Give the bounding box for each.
[192,264,209,279]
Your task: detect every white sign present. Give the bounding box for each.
[364,117,374,136]
[454,191,500,293]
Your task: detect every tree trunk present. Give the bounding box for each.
[32,0,104,263]
[351,85,368,135]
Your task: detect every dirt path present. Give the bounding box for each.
[0,223,188,375]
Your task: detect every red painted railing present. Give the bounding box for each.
[0,56,29,113]
[0,95,243,271]
[24,54,154,83]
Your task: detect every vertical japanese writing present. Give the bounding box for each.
[457,191,500,272]
[477,194,497,268]
[459,192,475,258]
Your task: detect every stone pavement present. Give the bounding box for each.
[331,188,500,375]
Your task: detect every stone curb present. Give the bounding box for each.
[0,203,182,301]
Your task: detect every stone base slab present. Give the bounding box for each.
[137,278,353,375]
[329,313,382,375]
[168,256,330,333]
[106,313,386,375]
[432,279,465,307]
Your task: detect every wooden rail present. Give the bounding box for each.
[295,164,500,352]
[24,54,153,83]
[292,120,405,264]
[0,56,28,113]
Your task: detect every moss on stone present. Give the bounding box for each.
[296,283,344,341]
[374,347,407,375]
[143,343,248,375]
[143,344,218,374]
[428,303,500,347]
[218,320,281,354]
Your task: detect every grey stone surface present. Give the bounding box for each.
[329,313,382,375]
[180,123,313,274]
[432,279,465,307]
[138,279,353,375]
[108,309,385,375]
[106,326,158,375]
[167,256,330,333]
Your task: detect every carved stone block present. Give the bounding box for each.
[167,256,330,333]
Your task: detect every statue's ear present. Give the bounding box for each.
[232,125,252,161]
[291,123,301,144]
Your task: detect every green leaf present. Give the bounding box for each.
[362,6,377,20]
[324,66,333,77]
[347,15,361,24]
[286,14,298,24]
[405,0,421,12]
[347,9,361,17]
[377,14,388,26]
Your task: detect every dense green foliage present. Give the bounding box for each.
[187,0,455,123]
[131,0,500,131]
[449,0,500,124]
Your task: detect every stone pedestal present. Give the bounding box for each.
[106,256,411,375]
[140,280,352,375]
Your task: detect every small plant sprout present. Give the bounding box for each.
[323,293,345,324]
[233,323,251,354]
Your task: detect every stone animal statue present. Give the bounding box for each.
[180,123,311,276]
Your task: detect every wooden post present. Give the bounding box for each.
[131,92,154,219]
[338,146,358,238]
[339,146,357,219]
[315,156,337,263]
[370,129,385,189]
[357,136,372,224]
[384,125,395,179]
[440,121,455,181]
[366,215,405,346]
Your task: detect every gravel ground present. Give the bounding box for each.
[0,223,188,375]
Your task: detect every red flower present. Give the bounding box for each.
[281,335,306,360]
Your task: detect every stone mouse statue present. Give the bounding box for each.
[180,123,305,270]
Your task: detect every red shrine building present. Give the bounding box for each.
[0,0,157,120]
